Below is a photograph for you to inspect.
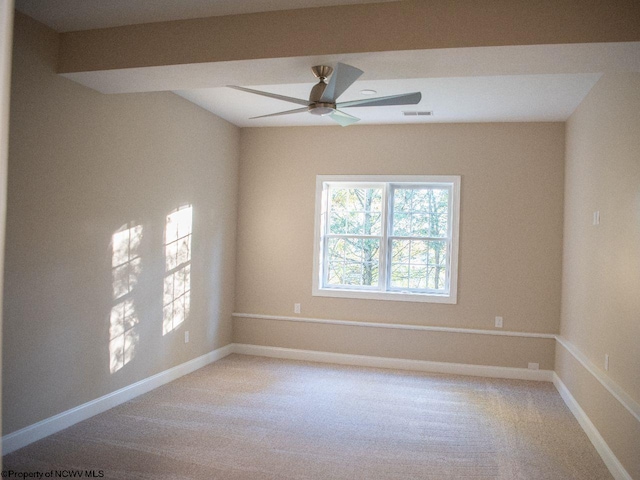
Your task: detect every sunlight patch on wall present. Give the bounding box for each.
[110,223,142,373]
[163,205,192,335]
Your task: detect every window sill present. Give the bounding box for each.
[312,287,457,304]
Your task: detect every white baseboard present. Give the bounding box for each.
[233,343,554,382]
[553,373,632,480]
[2,344,235,455]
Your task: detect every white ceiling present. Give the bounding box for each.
[176,74,601,127]
[14,0,401,32]
[18,2,640,127]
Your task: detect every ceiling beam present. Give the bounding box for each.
[57,0,640,74]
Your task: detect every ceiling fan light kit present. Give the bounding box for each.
[228,62,422,126]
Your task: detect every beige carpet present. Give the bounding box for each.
[5,354,612,479]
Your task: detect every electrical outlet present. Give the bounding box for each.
[184,331,189,343]
[593,211,600,225]
[528,362,539,370]
[294,303,301,314]
[605,354,609,371]
[495,316,503,328]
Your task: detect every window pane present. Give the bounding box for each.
[390,239,448,291]
[432,240,448,266]
[390,264,409,289]
[328,187,382,235]
[409,265,428,289]
[327,262,344,285]
[392,187,449,237]
[391,238,411,263]
[391,212,411,236]
[326,237,379,286]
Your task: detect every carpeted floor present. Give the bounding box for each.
[4,354,612,479]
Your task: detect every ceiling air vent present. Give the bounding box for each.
[403,111,433,116]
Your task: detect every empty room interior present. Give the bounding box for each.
[1,0,639,478]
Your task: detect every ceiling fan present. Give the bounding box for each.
[228,62,422,127]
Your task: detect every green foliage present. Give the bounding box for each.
[389,187,449,290]
[392,188,448,237]
[329,187,382,235]
[325,185,449,290]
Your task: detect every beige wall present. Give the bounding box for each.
[57,0,640,74]
[557,72,640,477]
[234,123,565,368]
[0,0,16,456]
[234,317,556,370]
[2,13,240,435]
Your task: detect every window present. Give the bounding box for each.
[163,205,192,335]
[313,176,460,303]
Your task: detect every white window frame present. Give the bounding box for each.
[312,175,460,304]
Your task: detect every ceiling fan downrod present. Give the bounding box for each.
[309,65,334,114]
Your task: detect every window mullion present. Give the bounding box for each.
[377,184,386,291]
[322,234,328,287]
[387,235,450,242]
[383,184,394,292]
[325,234,382,240]
[322,185,329,288]
[445,184,453,291]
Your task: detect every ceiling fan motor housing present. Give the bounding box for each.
[309,66,336,114]
[308,103,335,116]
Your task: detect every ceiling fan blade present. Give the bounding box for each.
[228,85,310,106]
[329,109,360,127]
[337,92,422,108]
[250,107,309,119]
[319,63,364,103]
